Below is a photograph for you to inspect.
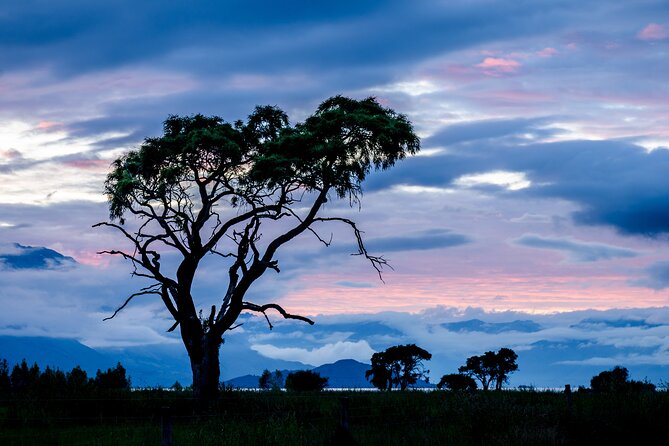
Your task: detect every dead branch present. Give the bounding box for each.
[241,302,315,330]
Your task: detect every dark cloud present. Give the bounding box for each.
[513,234,640,262]
[364,229,471,253]
[368,119,669,237]
[631,260,669,290]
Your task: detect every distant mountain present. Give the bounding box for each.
[312,359,373,388]
[225,359,434,389]
[442,319,542,334]
[0,336,115,374]
[0,243,76,269]
[0,335,312,387]
[570,318,661,330]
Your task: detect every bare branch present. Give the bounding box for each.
[313,216,391,281]
[103,287,161,321]
[241,302,315,330]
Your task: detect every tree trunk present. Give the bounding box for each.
[188,333,222,401]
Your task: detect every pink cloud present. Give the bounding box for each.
[0,148,22,159]
[476,57,521,75]
[537,47,558,57]
[637,23,668,41]
[36,121,60,130]
[63,159,110,170]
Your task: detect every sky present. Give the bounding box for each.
[2,1,669,380]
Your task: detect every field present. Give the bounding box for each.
[1,389,668,445]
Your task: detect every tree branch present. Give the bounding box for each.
[241,302,315,329]
[103,286,162,321]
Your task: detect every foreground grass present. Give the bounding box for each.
[1,389,668,445]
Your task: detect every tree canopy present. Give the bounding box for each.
[97,96,419,399]
[366,344,432,391]
[285,370,328,392]
[458,348,518,391]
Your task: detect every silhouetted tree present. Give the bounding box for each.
[459,348,518,390]
[366,344,432,390]
[285,370,328,391]
[96,96,419,400]
[37,366,67,396]
[171,380,183,391]
[0,359,10,397]
[590,366,655,393]
[259,369,283,390]
[94,362,131,391]
[437,373,477,392]
[66,366,92,395]
[10,360,40,395]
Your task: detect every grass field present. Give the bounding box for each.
[1,389,668,445]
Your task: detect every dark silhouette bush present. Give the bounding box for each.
[285,370,328,392]
[437,373,477,392]
[590,366,655,393]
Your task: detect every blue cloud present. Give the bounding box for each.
[513,234,640,262]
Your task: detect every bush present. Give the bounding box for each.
[437,373,477,392]
[284,370,328,392]
[590,366,655,393]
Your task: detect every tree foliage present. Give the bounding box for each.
[259,369,284,390]
[590,366,655,393]
[437,373,477,392]
[284,370,328,392]
[97,95,419,399]
[458,348,518,391]
[366,344,432,391]
[0,358,131,397]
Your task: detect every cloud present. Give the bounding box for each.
[631,260,669,290]
[250,340,375,366]
[637,23,668,41]
[364,229,471,252]
[513,234,640,262]
[476,57,521,74]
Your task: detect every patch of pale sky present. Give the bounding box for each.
[454,171,531,191]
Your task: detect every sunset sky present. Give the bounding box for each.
[2,0,669,371]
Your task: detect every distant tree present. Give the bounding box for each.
[96,96,420,400]
[94,362,131,391]
[38,366,67,396]
[590,366,655,393]
[171,380,184,391]
[285,370,328,391]
[437,373,477,392]
[366,344,432,391]
[10,360,40,395]
[66,365,92,395]
[259,369,283,390]
[0,359,10,397]
[459,348,518,390]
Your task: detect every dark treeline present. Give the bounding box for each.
[0,358,130,398]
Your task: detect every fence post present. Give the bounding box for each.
[564,384,572,416]
[339,397,350,431]
[161,406,172,446]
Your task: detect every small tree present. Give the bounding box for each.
[590,366,655,393]
[259,369,283,390]
[366,344,432,390]
[459,348,518,390]
[437,373,477,392]
[0,359,11,397]
[96,96,419,400]
[94,362,131,391]
[285,370,328,391]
